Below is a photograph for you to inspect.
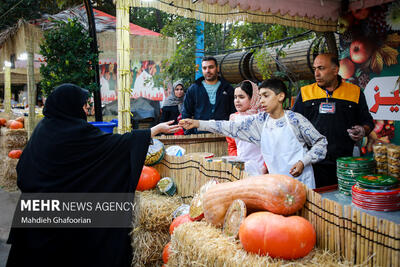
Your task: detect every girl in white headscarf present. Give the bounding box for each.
[226,80,267,175]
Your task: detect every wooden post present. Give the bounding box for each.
[27,51,36,137]
[83,0,103,122]
[116,0,131,133]
[4,65,11,114]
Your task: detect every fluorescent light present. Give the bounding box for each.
[17,52,28,60]
[4,61,11,67]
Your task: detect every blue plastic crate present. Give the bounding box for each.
[88,121,117,133]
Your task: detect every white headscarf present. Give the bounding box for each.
[230,80,261,120]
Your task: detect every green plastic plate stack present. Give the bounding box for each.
[336,157,375,195]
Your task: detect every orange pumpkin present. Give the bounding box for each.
[239,211,316,259]
[8,149,22,159]
[0,118,6,126]
[15,116,25,124]
[169,214,193,235]
[162,242,170,263]
[136,166,161,191]
[8,120,23,129]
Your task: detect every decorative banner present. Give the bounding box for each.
[130,60,164,101]
[364,76,400,120]
[100,60,165,104]
[337,1,400,149]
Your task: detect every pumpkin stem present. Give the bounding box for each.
[285,194,294,206]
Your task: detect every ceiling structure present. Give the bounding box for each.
[130,0,394,32]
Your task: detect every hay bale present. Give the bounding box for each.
[0,157,18,192]
[0,128,28,149]
[130,190,182,266]
[130,227,170,267]
[133,190,182,231]
[168,221,360,267]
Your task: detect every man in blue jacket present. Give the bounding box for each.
[182,56,236,134]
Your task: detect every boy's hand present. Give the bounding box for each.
[151,120,181,137]
[179,119,199,130]
[289,161,304,177]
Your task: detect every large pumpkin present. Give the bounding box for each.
[239,212,316,259]
[203,174,306,226]
[162,242,170,263]
[136,166,161,191]
[8,150,22,159]
[169,214,193,235]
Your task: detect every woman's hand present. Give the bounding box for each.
[151,120,181,137]
[179,119,199,129]
[289,160,304,177]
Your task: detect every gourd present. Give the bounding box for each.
[202,174,306,226]
[8,150,22,159]
[169,214,193,235]
[238,211,316,259]
[136,166,161,191]
[162,242,170,263]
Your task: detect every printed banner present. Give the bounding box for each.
[365,76,400,120]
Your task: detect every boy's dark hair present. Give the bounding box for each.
[259,79,287,100]
[237,81,253,99]
[202,56,218,67]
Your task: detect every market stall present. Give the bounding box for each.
[118,1,400,266]
[134,151,399,266]
[0,6,176,135]
[0,117,27,191]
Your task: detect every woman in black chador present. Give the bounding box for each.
[6,83,180,267]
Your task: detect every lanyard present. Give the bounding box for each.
[325,89,332,103]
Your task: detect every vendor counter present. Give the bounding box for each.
[147,153,399,267]
[321,189,400,224]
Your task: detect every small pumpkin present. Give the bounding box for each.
[0,118,6,126]
[162,242,170,263]
[8,120,24,129]
[15,116,25,124]
[239,211,316,259]
[8,149,22,159]
[169,214,193,235]
[203,174,306,226]
[136,166,161,191]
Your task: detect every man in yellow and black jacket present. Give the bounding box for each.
[293,53,374,188]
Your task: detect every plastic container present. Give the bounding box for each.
[388,156,400,167]
[387,144,400,158]
[372,142,388,155]
[89,121,117,133]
